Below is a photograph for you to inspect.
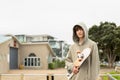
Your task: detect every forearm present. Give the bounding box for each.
[65,58,74,71]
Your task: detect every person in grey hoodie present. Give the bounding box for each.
[65,22,100,80]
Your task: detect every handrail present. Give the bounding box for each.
[0,73,120,80]
[107,74,117,80]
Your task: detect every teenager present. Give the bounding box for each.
[65,22,100,80]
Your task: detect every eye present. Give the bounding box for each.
[81,54,84,58]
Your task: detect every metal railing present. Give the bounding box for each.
[99,74,120,80]
[0,74,48,80]
[0,73,120,80]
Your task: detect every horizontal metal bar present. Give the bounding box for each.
[0,73,120,76]
[24,74,48,76]
[1,74,21,76]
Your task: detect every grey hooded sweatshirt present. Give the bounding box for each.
[65,22,100,80]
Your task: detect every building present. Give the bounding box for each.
[0,35,56,73]
[15,34,69,58]
[15,34,54,43]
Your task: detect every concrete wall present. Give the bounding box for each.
[19,44,52,69]
[0,39,19,73]
[0,38,54,74]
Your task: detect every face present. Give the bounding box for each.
[76,28,84,39]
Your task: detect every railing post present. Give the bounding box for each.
[47,74,51,80]
[0,74,1,80]
[47,75,48,80]
[47,74,49,80]
[47,74,54,80]
[51,74,54,80]
[21,74,24,80]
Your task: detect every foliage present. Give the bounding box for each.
[113,76,120,80]
[48,59,65,69]
[109,71,120,74]
[100,64,108,68]
[109,71,120,80]
[102,71,120,80]
[89,21,120,67]
[102,76,108,80]
[48,62,57,69]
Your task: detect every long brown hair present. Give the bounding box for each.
[73,25,83,43]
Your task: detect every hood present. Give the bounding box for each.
[73,22,88,45]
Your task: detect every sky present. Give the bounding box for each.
[0,0,120,44]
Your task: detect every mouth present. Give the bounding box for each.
[78,59,82,62]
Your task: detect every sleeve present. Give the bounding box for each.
[65,46,74,73]
[91,43,100,80]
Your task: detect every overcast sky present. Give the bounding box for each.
[0,0,120,44]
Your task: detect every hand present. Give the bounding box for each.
[72,66,79,74]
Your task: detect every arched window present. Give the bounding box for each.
[24,53,40,67]
[29,53,36,57]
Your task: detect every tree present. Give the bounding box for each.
[89,22,120,67]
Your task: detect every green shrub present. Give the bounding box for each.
[48,62,57,69]
[100,64,108,68]
[48,59,65,69]
[60,60,65,67]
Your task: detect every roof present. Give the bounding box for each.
[0,35,12,44]
[0,35,56,57]
[21,42,56,57]
[5,34,21,44]
[26,34,55,38]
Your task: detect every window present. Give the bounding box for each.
[29,53,36,57]
[24,53,40,67]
